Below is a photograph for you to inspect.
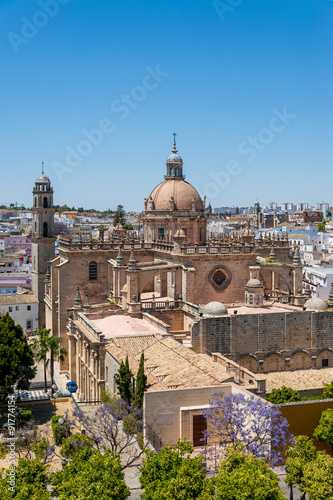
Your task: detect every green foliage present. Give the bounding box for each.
[214,448,285,500]
[317,222,325,232]
[134,352,148,409]
[113,204,126,227]
[140,439,211,500]
[114,356,133,406]
[32,438,50,461]
[50,449,130,500]
[51,415,70,446]
[123,223,133,230]
[323,381,333,399]
[0,313,36,399]
[19,410,32,426]
[314,408,333,453]
[0,458,50,499]
[0,443,7,459]
[60,433,94,460]
[100,388,117,404]
[303,451,333,500]
[266,385,301,404]
[285,435,317,491]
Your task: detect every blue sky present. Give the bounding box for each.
[1,0,332,211]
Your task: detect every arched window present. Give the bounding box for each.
[175,168,179,176]
[43,197,48,208]
[34,198,36,207]
[89,261,98,281]
[169,167,173,176]
[43,222,48,237]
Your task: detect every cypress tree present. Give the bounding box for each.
[134,352,147,409]
[114,355,133,406]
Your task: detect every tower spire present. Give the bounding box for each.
[41,161,44,175]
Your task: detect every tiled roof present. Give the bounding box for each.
[265,368,333,393]
[0,293,38,305]
[113,335,158,357]
[106,335,232,391]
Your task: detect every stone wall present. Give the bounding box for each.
[191,310,333,372]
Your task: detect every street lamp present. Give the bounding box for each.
[52,383,57,408]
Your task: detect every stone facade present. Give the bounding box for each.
[38,143,304,379]
[191,308,333,372]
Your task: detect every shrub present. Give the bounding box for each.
[19,410,32,426]
[266,386,301,404]
[323,381,333,399]
[100,388,117,404]
[32,438,50,460]
[51,415,70,446]
[60,433,94,459]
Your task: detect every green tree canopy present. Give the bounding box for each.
[114,355,133,406]
[140,439,212,500]
[123,223,133,230]
[134,352,148,409]
[303,451,333,500]
[266,385,301,404]
[323,381,333,399]
[285,435,317,492]
[113,204,126,227]
[50,448,130,500]
[0,314,36,399]
[0,458,50,499]
[313,408,333,455]
[214,448,285,500]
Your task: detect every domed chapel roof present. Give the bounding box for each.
[147,179,203,211]
[145,138,204,212]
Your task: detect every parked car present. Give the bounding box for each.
[66,381,78,393]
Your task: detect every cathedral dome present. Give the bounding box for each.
[167,152,182,162]
[199,302,228,317]
[147,179,203,212]
[35,173,51,183]
[304,297,327,311]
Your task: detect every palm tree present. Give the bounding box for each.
[98,224,107,241]
[30,329,67,393]
[30,328,51,393]
[48,336,67,386]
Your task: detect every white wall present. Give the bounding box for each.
[0,301,38,333]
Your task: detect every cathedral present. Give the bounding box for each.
[32,139,305,378]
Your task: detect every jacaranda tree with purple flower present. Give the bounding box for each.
[203,391,293,471]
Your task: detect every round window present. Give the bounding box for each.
[208,265,232,291]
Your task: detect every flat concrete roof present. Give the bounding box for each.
[227,303,301,315]
[91,314,158,339]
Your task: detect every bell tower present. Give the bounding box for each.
[31,164,56,327]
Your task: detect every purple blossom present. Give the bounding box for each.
[202,391,293,471]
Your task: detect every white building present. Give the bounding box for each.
[303,266,333,301]
[0,293,38,334]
